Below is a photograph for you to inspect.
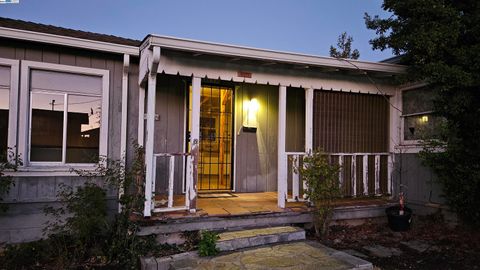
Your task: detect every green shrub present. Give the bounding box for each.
[295,150,341,238]
[198,231,219,257]
[0,144,175,269]
[0,148,22,213]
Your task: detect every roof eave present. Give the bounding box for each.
[0,26,139,56]
[142,34,406,75]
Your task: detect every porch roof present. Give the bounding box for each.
[141,34,406,75]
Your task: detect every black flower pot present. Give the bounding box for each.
[386,205,412,232]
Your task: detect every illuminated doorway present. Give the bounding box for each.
[188,85,234,191]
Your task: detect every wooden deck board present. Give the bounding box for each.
[151,192,391,220]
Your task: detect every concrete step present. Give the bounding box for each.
[216,226,305,251]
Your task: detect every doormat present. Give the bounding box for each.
[198,193,237,198]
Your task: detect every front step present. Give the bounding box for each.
[216,226,305,251]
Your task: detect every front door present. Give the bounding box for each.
[188,85,234,191]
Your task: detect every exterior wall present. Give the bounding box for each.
[286,87,305,153]
[0,38,139,243]
[234,83,279,192]
[392,153,444,207]
[153,74,187,195]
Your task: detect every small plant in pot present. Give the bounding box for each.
[386,192,413,231]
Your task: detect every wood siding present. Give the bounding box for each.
[313,90,389,153]
[235,83,278,192]
[286,87,305,152]
[153,74,187,195]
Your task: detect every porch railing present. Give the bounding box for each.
[287,152,392,200]
[150,152,193,213]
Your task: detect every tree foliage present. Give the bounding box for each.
[365,0,480,225]
[329,32,360,59]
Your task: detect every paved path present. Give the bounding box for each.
[143,241,372,270]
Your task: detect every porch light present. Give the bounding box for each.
[420,115,429,124]
[243,98,259,132]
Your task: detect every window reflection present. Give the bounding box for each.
[0,89,9,160]
[30,92,64,162]
[66,95,101,163]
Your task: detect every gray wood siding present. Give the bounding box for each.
[153,74,187,195]
[234,83,278,193]
[392,153,444,205]
[286,87,305,152]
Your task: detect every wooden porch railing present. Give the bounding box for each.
[149,152,193,213]
[287,152,392,200]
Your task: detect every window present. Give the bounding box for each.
[20,61,109,166]
[0,66,10,160]
[401,87,444,142]
[0,59,19,163]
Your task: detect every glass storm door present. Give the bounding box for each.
[188,85,234,191]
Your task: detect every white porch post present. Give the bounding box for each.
[138,85,145,147]
[303,87,314,200]
[187,76,201,212]
[143,46,160,217]
[305,87,314,153]
[278,85,287,208]
[118,54,130,212]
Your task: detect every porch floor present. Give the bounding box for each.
[151,192,392,219]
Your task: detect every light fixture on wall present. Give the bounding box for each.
[243,98,259,132]
[420,115,429,123]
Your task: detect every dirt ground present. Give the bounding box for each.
[317,214,480,270]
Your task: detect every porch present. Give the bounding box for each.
[137,36,400,218]
[136,192,393,237]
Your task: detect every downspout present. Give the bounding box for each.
[119,54,130,212]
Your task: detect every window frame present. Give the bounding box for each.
[0,58,20,163]
[19,61,109,168]
[399,83,435,150]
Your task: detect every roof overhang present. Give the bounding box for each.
[0,26,139,56]
[141,35,406,75]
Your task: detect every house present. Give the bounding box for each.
[0,17,444,243]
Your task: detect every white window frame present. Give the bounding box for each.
[398,83,433,153]
[18,61,109,169]
[0,58,20,162]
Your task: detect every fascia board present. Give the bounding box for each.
[0,27,139,56]
[146,35,406,74]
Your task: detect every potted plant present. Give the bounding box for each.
[386,192,413,231]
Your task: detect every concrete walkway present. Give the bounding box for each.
[142,241,372,270]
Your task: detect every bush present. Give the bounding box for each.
[0,144,174,269]
[0,149,22,213]
[296,150,341,238]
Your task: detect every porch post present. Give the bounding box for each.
[304,87,314,200]
[278,85,287,208]
[143,46,160,217]
[305,87,314,153]
[186,76,201,212]
[138,85,145,147]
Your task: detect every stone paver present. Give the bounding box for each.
[142,241,373,270]
[362,245,402,258]
[400,240,431,253]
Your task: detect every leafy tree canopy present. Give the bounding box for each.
[365,0,480,225]
[329,32,360,59]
